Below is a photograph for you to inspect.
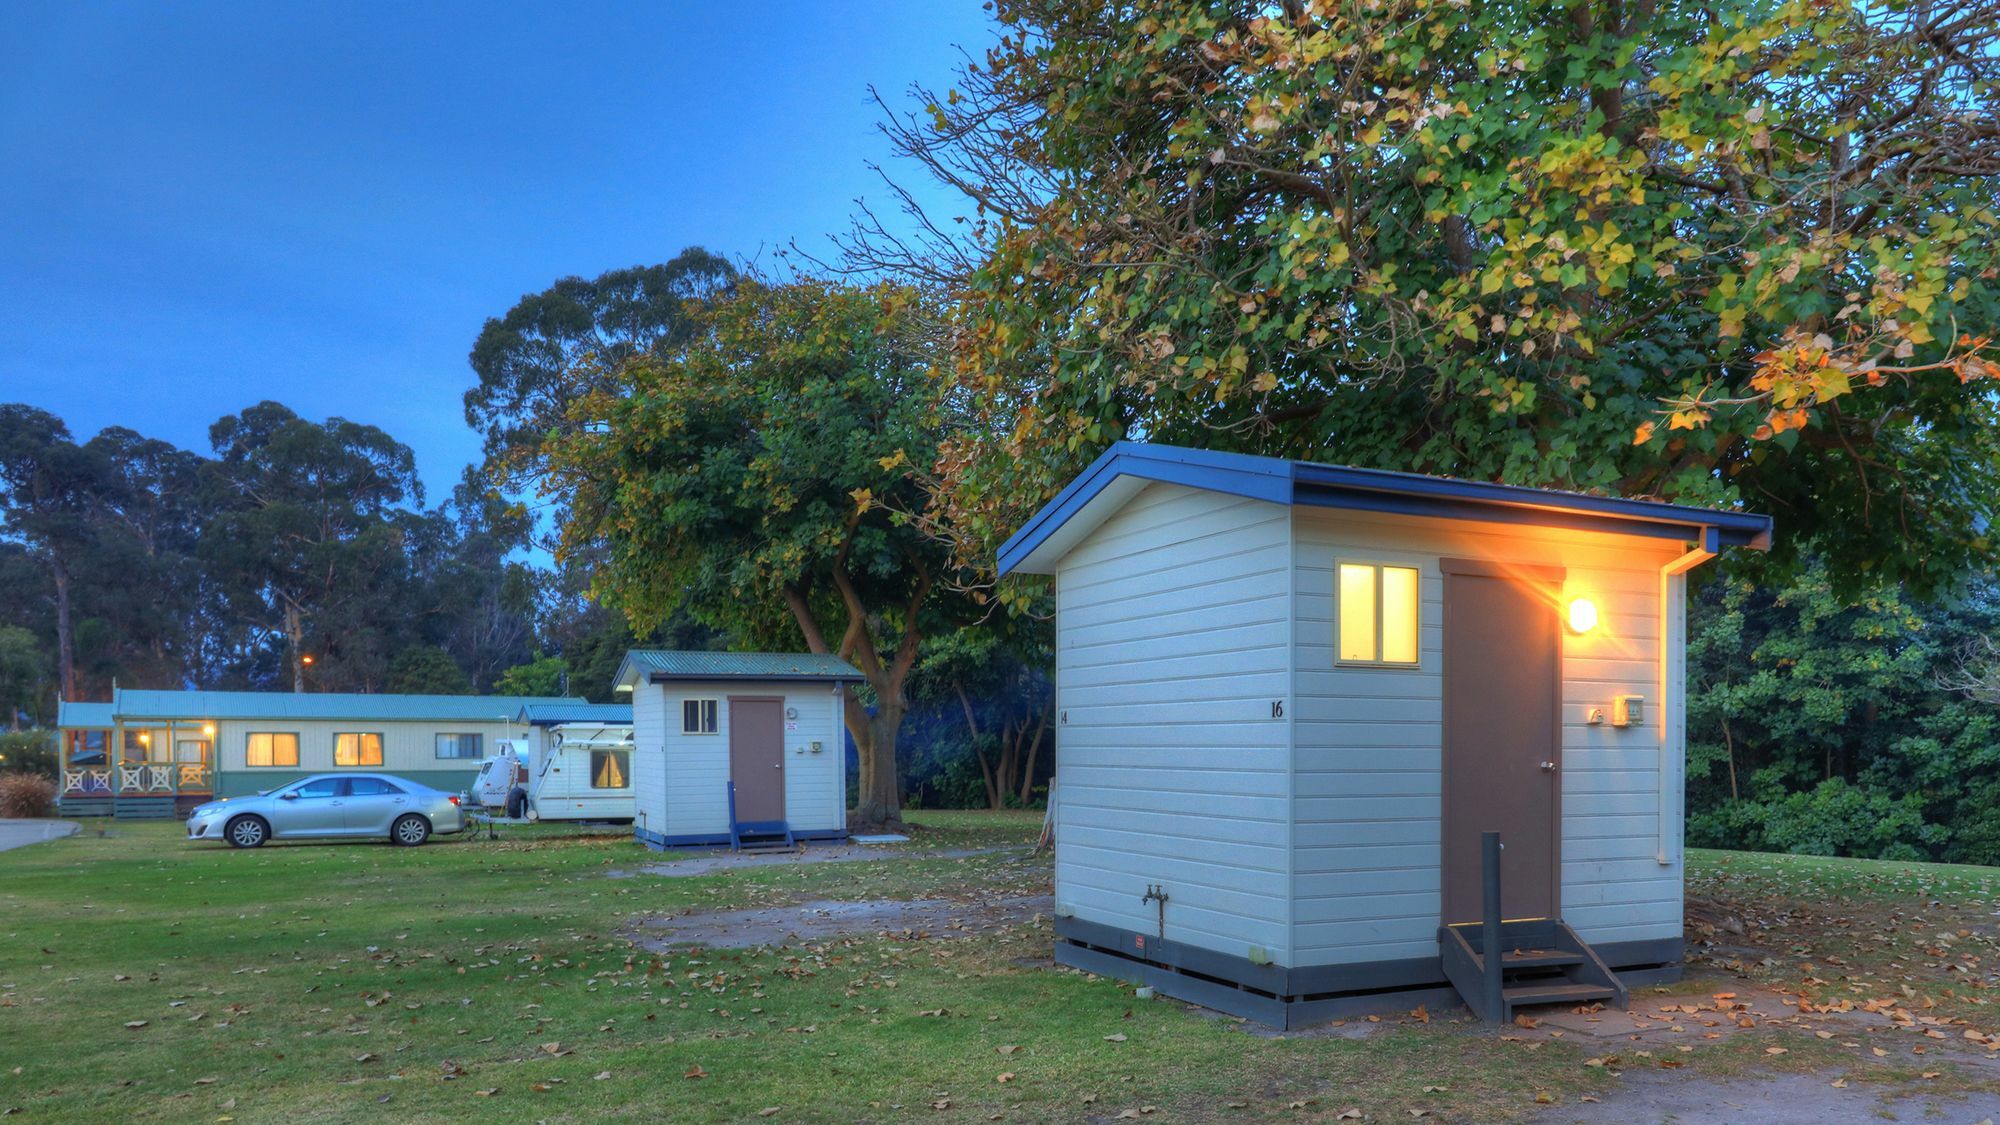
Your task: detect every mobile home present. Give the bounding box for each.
[998,442,1773,1026]
[614,651,859,851]
[56,688,583,819]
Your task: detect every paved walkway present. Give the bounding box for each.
[0,819,80,852]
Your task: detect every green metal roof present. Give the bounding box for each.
[56,701,116,729]
[613,650,863,690]
[516,702,633,726]
[105,688,583,723]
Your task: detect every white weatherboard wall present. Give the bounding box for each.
[1289,507,1685,966]
[631,680,847,839]
[1054,483,1295,964]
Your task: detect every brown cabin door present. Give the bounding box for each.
[1440,559,1564,924]
[728,696,787,825]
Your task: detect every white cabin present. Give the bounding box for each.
[612,651,859,850]
[999,442,1772,1026]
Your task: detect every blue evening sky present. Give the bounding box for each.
[0,1,995,498]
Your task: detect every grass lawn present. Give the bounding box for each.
[4,818,2000,1122]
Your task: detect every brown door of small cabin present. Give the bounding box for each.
[728,696,787,824]
[1440,559,1563,924]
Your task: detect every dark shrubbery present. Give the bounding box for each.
[0,730,55,779]
[1686,564,2000,863]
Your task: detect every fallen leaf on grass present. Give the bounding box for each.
[123,1021,148,1030]
[1103,1033,1128,1042]
[757,1110,780,1118]
[996,1072,1014,1084]
[996,1044,1020,1055]
[354,1053,376,1063]
[594,1072,611,1081]
[474,1088,498,1097]
[684,1065,708,1080]
[1336,1110,1362,1121]
[1830,1079,1847,1089]
[1765,1047,1788,1056]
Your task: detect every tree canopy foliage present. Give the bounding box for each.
[545,278,962,825]
[875,0,2000,595]
[465,250,739,495]
[0,400,551,717]
[1687,563,2000,862]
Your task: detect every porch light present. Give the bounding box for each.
[201,723,217,737]
[137,731,151,744]
[1566,598,1600,635]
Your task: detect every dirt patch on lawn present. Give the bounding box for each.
[610,844,1016,879]
[630,894,1053,951]
[1543,1068,2000,1124]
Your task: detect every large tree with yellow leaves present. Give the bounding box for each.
[889,0,2000,593]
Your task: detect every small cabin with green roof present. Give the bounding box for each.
[614,650,862,851]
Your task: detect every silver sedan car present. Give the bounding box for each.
[186,774,467,848]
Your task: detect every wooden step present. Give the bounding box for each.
[1503,981,1615,1007]
[1500,948,1585,970]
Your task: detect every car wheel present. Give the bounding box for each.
[225,815,269,849]
[391,814,431,847]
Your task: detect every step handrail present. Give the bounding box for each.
[1479,830,1504,1025]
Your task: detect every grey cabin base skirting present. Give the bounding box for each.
[1054,916,1684,1030]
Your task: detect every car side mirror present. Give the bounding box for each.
[279,792,300,800]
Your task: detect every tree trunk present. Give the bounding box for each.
[285,601,305,693]
[781,573,914,830]
[51,554,76,702]
[1017,703,1050,806]
[854,702,905,827]
[1721,715,1739,801]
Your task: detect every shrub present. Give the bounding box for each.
[0,772,57,818]
[0,730,57,780]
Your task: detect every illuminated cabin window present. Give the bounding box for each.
[1337,562,1421,665]
[247,732,300,767]
[334,732,384,767]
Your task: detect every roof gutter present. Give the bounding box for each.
[1655,526,1722,868]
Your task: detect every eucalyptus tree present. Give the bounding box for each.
[201,402,424,692]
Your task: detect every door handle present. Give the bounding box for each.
[1539,761,1557,772]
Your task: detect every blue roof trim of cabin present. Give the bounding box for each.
[57,701,116,729]
[102,688,582,723]
[515,702,633,726]
[996,441,1774,576]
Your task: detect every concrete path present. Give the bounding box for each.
[0,819,79,852]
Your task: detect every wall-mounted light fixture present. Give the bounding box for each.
[1566,597,1600,635]
[201,723,217,738]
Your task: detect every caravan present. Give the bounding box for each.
[465,704,635,823]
